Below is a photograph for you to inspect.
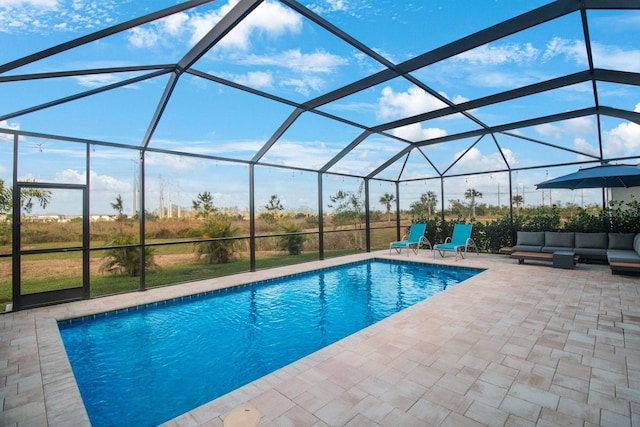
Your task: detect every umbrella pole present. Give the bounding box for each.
[601,187,607,231]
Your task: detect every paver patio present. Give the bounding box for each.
[1,251,639,426]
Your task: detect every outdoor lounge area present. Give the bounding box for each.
[1,0,640,426]
[506,231,640,273]
[1,251,639,426]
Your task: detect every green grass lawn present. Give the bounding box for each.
[0,248,366,312]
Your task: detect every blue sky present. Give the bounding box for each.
[1,0,639,215]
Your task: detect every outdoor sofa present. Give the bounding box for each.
[507,231,640,273]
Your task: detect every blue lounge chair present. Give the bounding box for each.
[389,223,431,256]
[434,223,478,260]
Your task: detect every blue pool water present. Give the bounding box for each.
[59,259,481,426]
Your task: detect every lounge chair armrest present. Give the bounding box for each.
[420,236,432,250]
[444,237,452,243]
[465,238,479,255]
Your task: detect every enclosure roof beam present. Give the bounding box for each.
[251,108,305,163]
[176,0,263,72]
[498,132,601,161]
[0,69,171,123]
[142,0,264,151]
[599,106,640,125]
[301,0,578,110]
[0,65,175,83]
[367,146,414,180]
[320,131,374,173]
[371,68,640,134]
[584,0,640,9]
[280,0,487,131]
[371,71,593,133]
[412,108,601,150]
[0,0,215,75]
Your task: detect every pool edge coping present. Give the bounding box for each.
[36,250,485,427]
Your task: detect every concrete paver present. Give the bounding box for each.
[0,251,638,426]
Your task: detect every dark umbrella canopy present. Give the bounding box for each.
[536,164,640,190]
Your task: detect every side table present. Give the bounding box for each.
[553,250,576,269]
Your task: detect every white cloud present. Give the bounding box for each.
[0,0,120,33]
[603,118,640,157]
[126,26,160,49]
[0,0,58,7]
[392,123,446,142]
[564,108,640,158]
[535,116,596,140]
[230,71,273,89]
[307,0,350,14]
[160,12,189,36]
[534,123,563,139]
[573,137,599,161]
[0,119,20,131]
[593,42,640,72]
[562,116,595,136]
[280,75,325,96]
[120,0,304,51]
[242,49,347,73]
[451,146,512,172]
[262,139,340,169]
[188,0,301,51]
[543,37,640,72]
[53,168,131,191]
[148,138,263,159]
[377,85,448,119]
[542,37,586,64]
[73,73,122,88]
[452,95,470,104]
[470,71,533,88]
[144,153,207,172]
[228,49,346,94]
[455,43,539,65]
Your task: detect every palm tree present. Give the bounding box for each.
[512,194,524,213]
[379,193,395,222]
[110,194,126,231]
[464,188,483,218]
[0,178,52,215]
[111,194,124,219]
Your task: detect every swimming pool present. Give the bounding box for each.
[59,258,481,426]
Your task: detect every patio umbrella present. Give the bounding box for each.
[535,164,640,190]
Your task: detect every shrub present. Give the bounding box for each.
[0,221,10,245]
[195,215,239,264]
[278,223,306,255]
[100,233,158,277]
[606,197,640,233]
[474,215,512,253]
[521,206,561,231]
[563,208,606,232]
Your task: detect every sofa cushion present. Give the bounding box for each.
[574,247,607,260]
[607,249,640,263]
[544,232,574,248]
[608,233,635,250]
[575,232,607,249]
[512,231,544,252]
[635,234,640,255]
[517,231,544,247]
